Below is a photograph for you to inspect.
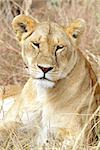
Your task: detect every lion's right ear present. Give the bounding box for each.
[12,15,38,41]
[65,19,86,45]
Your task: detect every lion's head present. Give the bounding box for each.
[12,15,85,88]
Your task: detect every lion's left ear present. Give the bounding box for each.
[65,19,86,44]
[12,15,38,41]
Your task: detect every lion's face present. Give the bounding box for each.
[22,22,72,88]
[12,15,85,88]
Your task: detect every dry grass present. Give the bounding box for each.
[0,0,100,149]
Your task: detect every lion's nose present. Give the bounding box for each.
[38,65,53,73]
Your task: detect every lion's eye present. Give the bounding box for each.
[56,45,64,51]
[72,32,78,39]
[32,42,39,48]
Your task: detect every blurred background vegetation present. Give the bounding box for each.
[0,0,100,86]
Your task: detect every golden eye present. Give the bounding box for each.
[32,42,39,48]
[56,45,64,51]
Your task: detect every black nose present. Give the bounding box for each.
[38,65,53,73]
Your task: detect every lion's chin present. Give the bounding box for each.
[35,79,55,88]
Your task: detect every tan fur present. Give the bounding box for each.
[0,85,22,99]
[3,15,100,145]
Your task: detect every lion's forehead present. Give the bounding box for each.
[32,22,67,43]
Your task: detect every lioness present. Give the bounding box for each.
[3,15,100,146]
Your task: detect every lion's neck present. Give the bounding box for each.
[36,50,91,112]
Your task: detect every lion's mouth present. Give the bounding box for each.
[37,74,52,82]
[33,76,55,88]
[39,77,46,80]
[33,73,55,84]
[39,77,52,82]
[34,76,53,83]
